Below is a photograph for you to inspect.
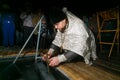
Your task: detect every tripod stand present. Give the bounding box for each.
[12,15,44,64]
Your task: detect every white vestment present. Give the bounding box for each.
[52,8,97,65]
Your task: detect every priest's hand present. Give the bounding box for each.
[49,56,60,67]
[42,53,52,61]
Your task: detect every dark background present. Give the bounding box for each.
[0,0,119,16]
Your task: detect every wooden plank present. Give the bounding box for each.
[57,62,120,80]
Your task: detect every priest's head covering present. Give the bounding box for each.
[48,7,67,25]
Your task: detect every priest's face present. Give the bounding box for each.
[54,19,67,32]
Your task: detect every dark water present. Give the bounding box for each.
[0,58,35,80]
[0,57,69,80]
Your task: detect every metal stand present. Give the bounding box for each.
[12,15,44,64]
[12,15,56,80]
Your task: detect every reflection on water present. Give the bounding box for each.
[0,57,69,80]
[0,58,35,80]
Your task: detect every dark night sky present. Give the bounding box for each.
[0,0,119,16]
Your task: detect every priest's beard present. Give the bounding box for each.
[59,26,66,33]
